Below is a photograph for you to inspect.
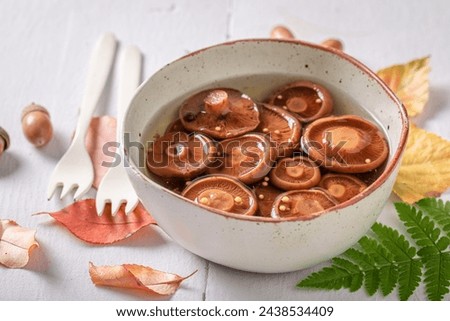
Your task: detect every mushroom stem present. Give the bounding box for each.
[328,184,346,199]
[204,90,230,116]
[285,166,304,178]
[197,188,235,212]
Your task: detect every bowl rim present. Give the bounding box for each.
[124,38,409,223]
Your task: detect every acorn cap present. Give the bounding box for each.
[0,126,10,150]
[21,103,50,121]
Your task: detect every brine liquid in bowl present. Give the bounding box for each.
[140,74,391,209]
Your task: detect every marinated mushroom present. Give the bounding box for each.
[267,81,333,123]
[179,88,260,139]
[302,115,389,173]
[256,103,301,158]
[182,175,258,215]
[147,131,215,179]
[253,178,283,217]
[271,189,338,219]
[270,25,295,40]
[320,38,344,51]
[319,173,367,203]
[270,156,321,191]
[207,133,276,184]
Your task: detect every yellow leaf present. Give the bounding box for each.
[377,57,430,117]
[394,125,450,203]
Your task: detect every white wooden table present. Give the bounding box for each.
[1,0,449,301]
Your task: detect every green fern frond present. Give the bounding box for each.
[358,236,395,265]
[397,260,423,301]
[371,223,421,300]
[395,202,450,300]
[395,203,441,253]
[358,236,398,295]
[297,197,450,301]
[422,252,450,300]
[416,198,450,238]
[343,248,379,295]
[332,257,363,292]
[371,222,417,260]
[297,266,353,290]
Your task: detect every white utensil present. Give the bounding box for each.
[95,46,141,216]
[47,33,117,200]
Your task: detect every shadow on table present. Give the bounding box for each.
[0,151,21,178]
[414,86,450,127]
[37,130,68,160]
[117,225,168,248]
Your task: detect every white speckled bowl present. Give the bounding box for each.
[123,39,408,273]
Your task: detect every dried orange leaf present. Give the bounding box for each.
[85,116,117,189]
[377,56,430,117]
[40,199,156,244]
[89,262,196,296]
[394,125,450,203]
[0,220,39,268]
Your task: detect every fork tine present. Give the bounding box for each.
[124,197,139,215]
[95,198,107,217]
[60,183,76,199]
[73,183,92,201]
[46,181,61,200]
[111,200,124,217]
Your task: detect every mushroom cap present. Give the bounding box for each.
[147,131,216,179]
[256,103,302,158]
[179,88,260,139]
[318,173,368,203]
[182,174,258,215]
[164,118,189,134]
[302,115,389,173]
[267,80,333,123]
[271,188,338,219]
[207,133,276,184]
[253,180,283,217]
[270,156,321,191]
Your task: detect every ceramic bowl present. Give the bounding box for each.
[123,39,408,273]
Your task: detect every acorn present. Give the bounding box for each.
[0,126,10,158]
[21,103,53,147]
